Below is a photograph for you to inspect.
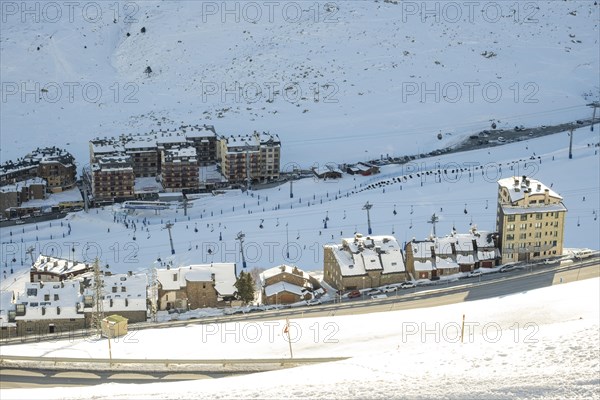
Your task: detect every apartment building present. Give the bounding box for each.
[160,146,200,193]
[218,131,280,184]
[496,176,567,264]
[91,155,135,203]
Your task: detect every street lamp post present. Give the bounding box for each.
[362,202,373,235]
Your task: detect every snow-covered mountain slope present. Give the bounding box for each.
[1,1,598,167]
[2,277,598,399]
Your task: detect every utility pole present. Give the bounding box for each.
[362,201,373,235]
[289,179,293,198]
[26,246,35,265]
[164,222,175,254]
[588,101,600,132]
[286,223,290,259]
[568,128,574,159]
[91,258,105,337]
[183,197,188,217]
[428,213,439,237]
[245,148,251,192]
[236,231,247,269]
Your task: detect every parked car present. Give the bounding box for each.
[499,265,518,273]
[400,281,416,289]
[497,136,506,143]
[574,249,593,259]
[371,294,387,299]
[468,269,483,277]
[365,289,382,296]
[347,290,361,299]
[306,298,322,306]
[381,286,397,293]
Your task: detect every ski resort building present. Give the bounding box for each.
[496,176,567,264]
[323,234,408,291]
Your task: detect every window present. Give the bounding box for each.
[112,286,117,293]
[44,294,50,301]
[173,273,177,281]
[520,224,527,230]
[27,288,37,296]
[519,233,527,240]
[535,222,542,229]
[54,294,59,301]
[520,215,527,221]
[536,214,542,220]
[506,234,514,241]
[535,232,542,238]
[508,224,515,231]
[507,215,515,222]
[121,286,126,292]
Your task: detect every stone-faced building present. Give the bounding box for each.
[30,255,92,283]
[0,147,76,193]
[157,264,237,310]
[260,265,313,305]
[323,234,408,291]
[14,280,85,337]
[496,176,567,264]
[405,228,501,279]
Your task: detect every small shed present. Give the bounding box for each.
[101,314,128,338]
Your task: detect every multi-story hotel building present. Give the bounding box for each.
[218,131,280,184]
[496,176,567,264]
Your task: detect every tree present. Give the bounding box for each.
[235,271,255,305]
[144,66,152,77]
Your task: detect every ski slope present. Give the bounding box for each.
[1,1,598,167]
[1,127,598,280]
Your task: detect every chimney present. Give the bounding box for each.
[544,189,549,204]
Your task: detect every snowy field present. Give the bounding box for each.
[1,126,598,286]
[2,276,598,399]
[1,1,598,167]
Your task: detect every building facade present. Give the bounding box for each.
[218,132,281,184]
[160,146,200,192]
[260,265,313,305]
[496,176,567,264]
[323,234,408,291]
[156,264,237,310]
[0,147,76,193]
[91,155,135,203]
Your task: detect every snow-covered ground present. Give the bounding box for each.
[2,276,598,399]
[1,1,598,167]
[2,126,598,284]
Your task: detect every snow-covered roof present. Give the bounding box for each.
[17,280,83,320]
[157,264,237,297]
[31,254,91,277]
[456,254,475,265]
[498,176,562,203]
[435,257,459,270]
[414,259,434,272]
[260,264,310,283]
[20,187,82,208]
[199,165,227,183]
[326,234,405,276]
[477,250,499,261]
[0,177,46,193]
[186,270,213,282]
[134,177,163,194]
[264,281,305,297]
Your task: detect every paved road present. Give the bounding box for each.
[0,368,235,389]
[1,260,597,388]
